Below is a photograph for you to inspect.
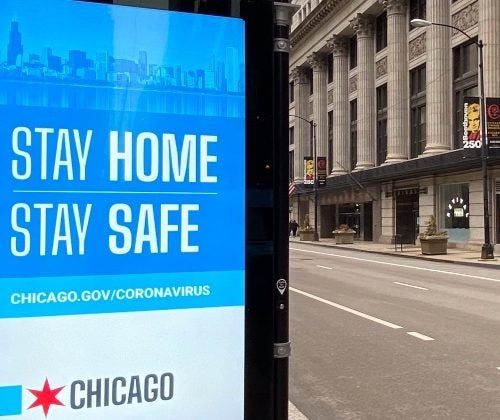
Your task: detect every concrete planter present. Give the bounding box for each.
[420,237,448,255]
[299,230,318,241]
[333,231,355,244]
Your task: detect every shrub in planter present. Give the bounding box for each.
[299,214,318,241]
[332,224,355,244]
[419,216,448,255]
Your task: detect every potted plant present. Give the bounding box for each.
[332,224,355,244]
[299,214,318,241]
[419,215,448,255]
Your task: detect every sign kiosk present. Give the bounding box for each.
[0,0,249,418]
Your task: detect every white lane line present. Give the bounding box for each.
[316,265,333,270]
[289,401,309,420]
[407,332,435,341]
[394,281,429,290]
[291,287,403,329]
[290,247,500,283]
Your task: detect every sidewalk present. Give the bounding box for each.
[289,236,500,269]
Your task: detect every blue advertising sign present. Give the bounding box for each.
[0,0,245,418]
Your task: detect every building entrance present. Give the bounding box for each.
[338,204,360,239]
[396,189,419,244]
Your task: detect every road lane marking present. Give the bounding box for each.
[407,332,434,341]
[289,401,309,420]
[290,247,500,283]
[316,265,333,270]
[291,287,403,329]
[394,281,429,290]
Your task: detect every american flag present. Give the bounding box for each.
[289,181,296,196]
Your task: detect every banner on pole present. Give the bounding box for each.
[303,156,314,185]
[486,97,500,149]
[316,157,327,187]
[463,97,482,149]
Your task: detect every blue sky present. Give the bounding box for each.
[0,0,244,68]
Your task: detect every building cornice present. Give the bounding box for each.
[290,0,349,47]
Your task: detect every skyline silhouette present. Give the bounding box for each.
[0,0,244,93]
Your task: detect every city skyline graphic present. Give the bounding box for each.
[0,0,245,94]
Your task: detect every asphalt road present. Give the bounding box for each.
[289,242,500,420]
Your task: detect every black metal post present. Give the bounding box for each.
[478,40,494,259]
[273,3,297,420]
[290,114,319,240]
[312,122,319,240]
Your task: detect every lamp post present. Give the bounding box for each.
[411,19,494,259]
[291,114,318,239]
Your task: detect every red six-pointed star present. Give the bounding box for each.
[27,378,65,417]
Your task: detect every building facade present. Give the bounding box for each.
[289,0,500,250]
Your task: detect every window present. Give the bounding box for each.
[411,106,426,157]
[289,80,294,103]
[289,150,294,181]
[349,35,357,70]
[453,39,478,149]
[376,12,387,52]
[327,53,333,84]
[289,126,294,145]
[350,99,357,170]
[453,40,478,79]
[410,65,426,97]
[328,110,333,173]
[410,65,426,157]
[409,0,426,26]
[440,183,470,242]
[309,120,314,156]
[376,85,387,165]
[308,67,313,95]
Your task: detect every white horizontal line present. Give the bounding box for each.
[407,332,434,341]
[394,281,429,290]
[291,287,403,329]
[289,401,309,420]
[316,265,333,270]
[13,190,217,195]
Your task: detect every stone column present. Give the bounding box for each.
[424,0,451,154]
[326,36,349,175]
[350,13,375,169]
[307,52,328,159]
[480,0,500,97]
[291,67,310,183]
[380,0,408,163]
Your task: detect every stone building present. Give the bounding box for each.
[288,0,500,250]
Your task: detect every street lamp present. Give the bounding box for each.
[410,19,494,259]
[291,114,318,240]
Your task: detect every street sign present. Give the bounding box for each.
[0,0,245,418]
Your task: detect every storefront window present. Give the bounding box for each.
[440,183,470,241]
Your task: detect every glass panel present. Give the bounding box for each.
[350,35,357,69]
[464,42,478,74]
[327,54,333,83]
